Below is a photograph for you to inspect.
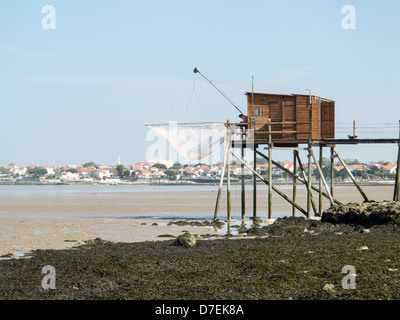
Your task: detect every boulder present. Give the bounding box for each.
[174,233,196,247]
[322,201,400,226]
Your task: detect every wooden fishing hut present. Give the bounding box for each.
[214,91,400,222]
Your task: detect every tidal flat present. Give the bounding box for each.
[1,216,400,300]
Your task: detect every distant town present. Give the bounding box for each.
[0,157,397,185]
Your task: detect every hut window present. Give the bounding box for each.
[256,108,263,116]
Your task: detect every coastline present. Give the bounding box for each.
[0,179,396,187]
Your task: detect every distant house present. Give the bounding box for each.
[367,163,381,171]
[137,169,152,179]
[94,169,111,179]
[43,166,54,175]
[78,168,91,176]
[282,161,294,172]
[348,164,367,172]
[10,166,27,176]
[382,163,397,174]
[60,172,80,181]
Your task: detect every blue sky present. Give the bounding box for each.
[0,0,399,166]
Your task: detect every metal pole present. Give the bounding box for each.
[193,68,244,114]
[252,76,257,219]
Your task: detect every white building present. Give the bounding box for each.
[94,169,111,179]
[60,172,80,181]
[43,166,54,175]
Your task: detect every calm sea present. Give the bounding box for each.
[0,183,302,197]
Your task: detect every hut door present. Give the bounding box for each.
[321,101,335,139]
[282,100,296,140]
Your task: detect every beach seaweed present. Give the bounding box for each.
[1,202,400,300]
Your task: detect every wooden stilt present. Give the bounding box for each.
[319,146,323,214]
[330,146,335,199]
[268,120,272,219]
[214,122,230,221]
[241,127,245,220]
[394,143,400,201]
[292,150,297,217]
[334,147,369,202]
[227,138,232,222]
[253,146,257,219]
[311,148,334,207]
[296,152,318,215]
[307,143,313,218]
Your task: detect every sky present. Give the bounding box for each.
[0,0,399,166]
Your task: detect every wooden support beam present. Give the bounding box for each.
[230,150,308,217]
[394,143,400,201]
[334,148,369,202]
[255,150,343,205]
[227,139,232,222]
[214,124,230,221]
[330,146,335,198]
[253,146,257,219]
[241,127,245,220]
[292,150,297,217]
[296,152,318,215]
[311,148,334,206]
[318,146,323,215]
[268,121,272,219]
[307,144,313,218]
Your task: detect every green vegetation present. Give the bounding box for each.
[152,163,167,169]
[26,167,48,177]
[82,162,98,168]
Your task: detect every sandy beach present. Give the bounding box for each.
[0,184,395,257]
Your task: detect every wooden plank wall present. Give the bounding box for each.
[246,93,334,142]
[321,101,335,138]
[311,98,321,140]
[295,95,311,140]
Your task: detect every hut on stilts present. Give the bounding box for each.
[148,68,400,222]
[214,90,400,222]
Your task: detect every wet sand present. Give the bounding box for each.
[0,184,395,257]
